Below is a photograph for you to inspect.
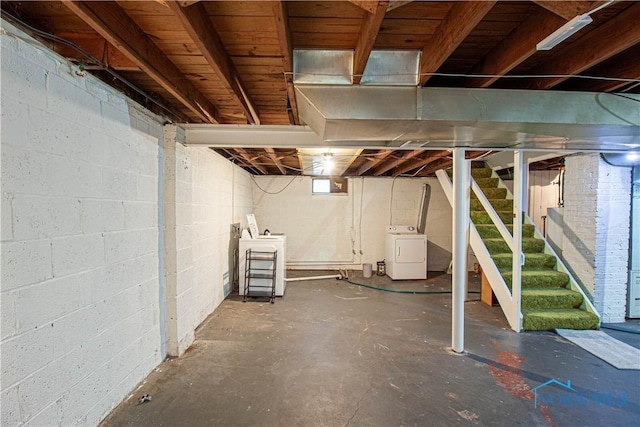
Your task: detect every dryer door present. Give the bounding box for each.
[394,236,426,263]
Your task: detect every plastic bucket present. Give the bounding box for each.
[363,263,373,278]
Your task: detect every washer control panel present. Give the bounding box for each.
[386,225,418,234]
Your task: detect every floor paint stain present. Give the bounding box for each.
[487,350,555,427]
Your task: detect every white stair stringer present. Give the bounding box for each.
[436,169,521,331]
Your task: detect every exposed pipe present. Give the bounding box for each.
[285,274,342,282]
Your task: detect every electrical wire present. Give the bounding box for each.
[343,279,480,295]
[611,93,640,103]
[250,174,299,195]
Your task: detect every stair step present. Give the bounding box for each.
[446,168,493,179]
[471,210,513,224]
[483,237,545,254]
[522,309,599,331]
[471,187,508,200]
[493,253,557,270]
[470,199,513,212]
[521,288,584,309]
[475,224,535,239]
[475,177,500,188]
[471,161,487,169]
[502,270,570,288]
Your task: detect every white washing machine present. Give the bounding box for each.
[385,225,427,280]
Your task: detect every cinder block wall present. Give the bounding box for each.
[1,20,254,425]
[252,176,454,271]
[1,21,163,425]
[563,154,631,322]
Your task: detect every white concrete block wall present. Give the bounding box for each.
[163,127,253,356]
[252,176,453,271]
[563,154,631,322]
[1,20,163,426]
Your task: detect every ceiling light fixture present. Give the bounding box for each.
[536,1,613,51]
[323,153,334,172]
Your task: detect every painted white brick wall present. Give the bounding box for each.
[1,20,163,426]
[162,127,253,356]
[252,176,453,271]
[563,154,631,322]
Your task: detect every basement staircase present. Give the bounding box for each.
[437,163,599,332]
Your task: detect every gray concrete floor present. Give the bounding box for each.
[102,272,640,427]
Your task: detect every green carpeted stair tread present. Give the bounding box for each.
[471,188,508,200]
[502,270,570,288]
[471,210,513,224]
[493,253,557,270]
[475,177,500,188]
[521,288,584,309]
[475,224,535,238]
[446,168,493,179]
[470,199,513,212]
[483,237,545,254]
[522,309,599,331]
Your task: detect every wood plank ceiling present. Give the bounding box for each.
[3,0,638,176]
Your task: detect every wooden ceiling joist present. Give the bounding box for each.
[236,148,268,175]
[525,2,640,89]
[353,1,389,84]
[272,0,299,125]
[464,9,565,88]
[265,148,286,175]
[167,1,259,125]
[373,150,422,176]
[565,44,640,92]
[341,149,364,177]
[62,0,220,123]
[355,150,393,176]
[348,1,380,14]
[419,1,496,86]
[392,150,450,176]
[51,33,140,71]
[386,1,414,12]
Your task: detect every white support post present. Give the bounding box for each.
[512,151,524,332]
[464,159,471,301]
[452,148,469,352]
[522,160,530,217]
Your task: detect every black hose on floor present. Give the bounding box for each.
[342,279,481,295]
[600,324,640,335]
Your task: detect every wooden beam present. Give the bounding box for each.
[533,1,605,20]
[356,150,393,176]
[387,1,413,12]
[179,0,201,7]
[272,1,299,125]
[51,32,140,71]
[265,148,286,175]
[373,150,422,176]
[236,148,268,175]
[526,2,640,89]
[62,0,219,123]
[563,44,640,92]
[392,150,450,176]
[417,157,453,177]
[348,1,379,14]
[167,1,259,124]
[463,9,565,88]
[419,1,496,85]
[353,1,388,84]
[341,149,364,176]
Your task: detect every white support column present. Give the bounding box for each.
[512,151,524,331]
[522,160,530,217]
[452,148,470,352]
[464,159,471,301]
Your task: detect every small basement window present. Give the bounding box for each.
[312,178,348,194]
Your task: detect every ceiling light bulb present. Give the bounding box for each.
[324,154,334,171]
[536,14,592,51]
[626,152,639,161]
